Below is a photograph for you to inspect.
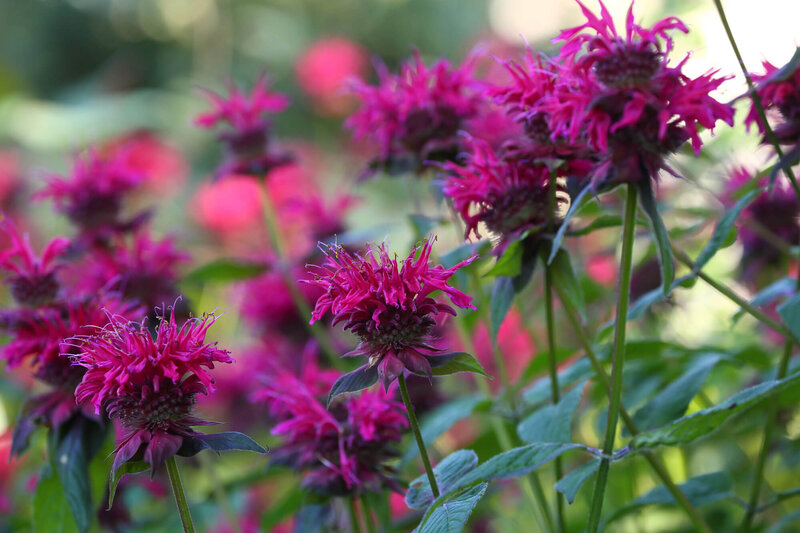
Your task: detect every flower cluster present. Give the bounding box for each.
[255,367,407,495]
[346,50,483,176]
[73,308,233,473]
[195,77,293,177]
[308,237,476,388]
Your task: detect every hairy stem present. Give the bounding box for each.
[586,183,638,532]
[398,373,440,498]
[166,456,195,533]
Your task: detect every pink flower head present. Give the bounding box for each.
[543,1,734,188]
[73,307,233,473]
[257,368,406,495]
[308,237,476,389]
[36,149,145,231]
[296,37,368,115]
[345,50,484,176]
[441,135,565,248]
[745,57,800,146]
[103,132,189,194]
[0,218,69,306]
[195,77,292,178]
[725,167,800,282]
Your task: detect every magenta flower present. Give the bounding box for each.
[195,77,292,177]
[308,237,476,389]
[346,50,483,176]
[0,218,70,306]
[36,149,145,233]
[745,56,800,154]
[541,1,734,188]
[257,368,407,495]
[73,308,235,474]
[441,136,565,249]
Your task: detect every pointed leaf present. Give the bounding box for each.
[518,381,586,444]
[524,358,593,406]
[637,180,674,296]
[180,431,267,456]
[733,276,794,323]
[183,258,267,285]
[490,276,514,343]
[778,291,800,341]
[548,248,586,322]
[694,188,762,271]
[33,464,80,533]
[108,461,150,509]
[629,370,800,450]
[556,459,601,504]
[430,352,490,378]
[327,365,379,407]
[549,184,593,264]
[602,472,733,529]
[484,240,523,278]
[406,449,478,510]
[416,483,488,533]
[632,354,721,431]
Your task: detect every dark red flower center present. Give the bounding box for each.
[112,386,195,432]
[593,47,661,88]
[353,305,435,349]
[9,272,60,307]
[482,184,551,236]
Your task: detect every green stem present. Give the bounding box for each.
[166,456,195,533]
[359,494,377,533]
[257,180,343,369]
[711,0,800,198]
[555,277,714,533]
[398,373,440,498]
[347,497,363,533]
[586,183,638,533]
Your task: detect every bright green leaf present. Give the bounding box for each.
[183,258,267,285]
[108,461,150,509]
[431,352,490,378]
[484,240,523,278]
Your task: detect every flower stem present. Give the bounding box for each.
[359,494,377,533]
[586,183,638,533]
[257,179,343,369]
[347,497,363,533]
[711,0,800,198]
[554,282,713,533]
[398,373,440,498]
[166,456,195,533]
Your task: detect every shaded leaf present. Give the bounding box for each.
[430,352,490,378]
[489,276,515,343]
[778,291,800,341]
[406,449,478,510]
[555,459,601,504]
[293,503,334,533]
[629,371,800,450]
[694,188,762,271]
[733,277,794,323]
[548,248,586,322]
[33,464,80,533]
[637,179,674,296]
[180,431,267,457]
[327,365,379,407]
[108,461,150,509]
[261,487,306,532]
[518,381,586,444]
[549,184,593,264]
[565,214,623,236]
[484,240,523,278]
[183,258,267,285]
[524,358,593,406]
[408,214,440,240]
[416,483,488,533]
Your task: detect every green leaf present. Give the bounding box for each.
[518,381,586,444]
[602,472,733,530]
[430,352,490,378]
[33,464,80,533]
[489,276,515,343]
[549,184,593,264]
[451,442,585,491]
[484,240,523,278]
[524,358,593,406]
[416,483,488,533]
[694,188,762,271]
[51,416,107,533]
[629,370,800,450]
[327,365,379,407]
[555,459,601,504]
[565,214,623,236]
[182,431,267,456]
[408,214,440,240]
[293,504,334,533]
[401,395,489,465]
[733,276,794,323]
[548,248,586,322]
[632,354,721,431]
[183,258,267,285]
[108,461,150,509]
[778,291,800,341]
[260,487,306,532]
[406,449,478,510]
[637,180,674,296]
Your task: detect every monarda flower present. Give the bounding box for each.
[441,136,567,251]
[544,1,734,189]
[346,50,483,176]
[257,368,407,495]
[725,167,800,283]
[0,218,69,307]
[73,308,234,474]
[36,149,145,234]
[195,77,292,177]
[308,237,476,389]
[745,54,800,159]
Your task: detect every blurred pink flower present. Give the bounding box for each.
[745,57,800,156]
[469,309,536,387]
[103,132,188,194]
[296,37,368,115]
[308,237,476,389]
[191,175,263,237]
